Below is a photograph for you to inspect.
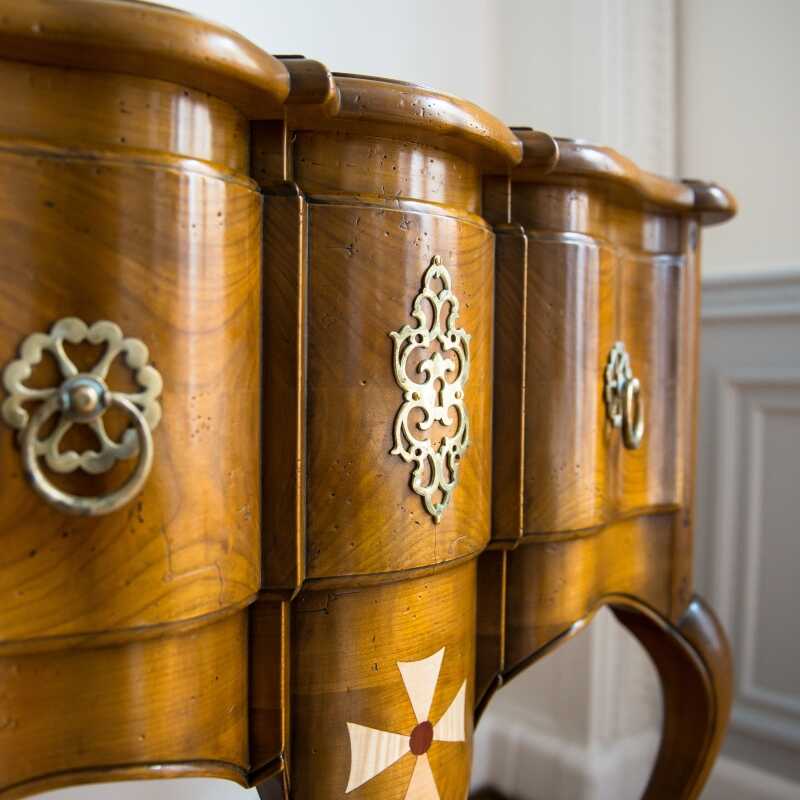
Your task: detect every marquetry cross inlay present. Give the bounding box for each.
[345,647,467,797]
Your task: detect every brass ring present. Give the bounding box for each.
[20,393,154,516]
[622,377,644,450]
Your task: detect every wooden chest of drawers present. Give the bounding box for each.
[0,3,736,799]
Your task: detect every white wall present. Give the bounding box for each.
[678,0,800,275]
[172,0,502,119]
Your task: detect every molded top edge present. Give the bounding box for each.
[308,73,524,168]
[0,0,291,117]
[518,136,736,225]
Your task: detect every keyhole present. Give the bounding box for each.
[433,377,445,409]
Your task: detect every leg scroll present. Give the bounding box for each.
[612,594,732,800]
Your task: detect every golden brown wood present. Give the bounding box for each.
[260,184,308,591]
[0,4,740,798]
[0,609,250,800]
[477,136,737,799]
[289,73,523,170]
[0,60,262,641]
[303,202,494,579]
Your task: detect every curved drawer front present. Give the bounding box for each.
[521,232,616,535]
[492,182,694,540]
[0,58,261,795]
[617,249,689,513]
[0,610,248,796]
[0,135,261,641]
[475,139,730,706]
[305,200,494,579]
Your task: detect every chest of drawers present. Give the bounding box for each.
[0,3,736,799]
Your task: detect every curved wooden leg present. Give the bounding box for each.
[612,595,732,800]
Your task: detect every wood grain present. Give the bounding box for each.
[256,73,520,797]
[0,608,249,798]
[0,143,261,640]
[289,74,523,170]
[613,595,733,800]
[304,202,493,579]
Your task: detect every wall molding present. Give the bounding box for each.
[701,267,800,321]
[711,369,800,752]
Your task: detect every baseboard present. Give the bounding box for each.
[703,755,800,800]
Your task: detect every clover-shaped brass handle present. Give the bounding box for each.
[604,341,644,450]
[2,318,162,515]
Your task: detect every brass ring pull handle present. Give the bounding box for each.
[604,341,645,451]
[2,318,162,516]
[622,375,644,450]
[20,382,154,515]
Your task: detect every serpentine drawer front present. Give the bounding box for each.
[0,3,738,800]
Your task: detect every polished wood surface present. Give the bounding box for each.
[0,609,250,800]
[0,58,262,641]
[304,202,493,579]
[289,73,523,170]
[291,561,476,799]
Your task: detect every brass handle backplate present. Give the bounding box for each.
[2,318,162,516]
[604,341,644,450]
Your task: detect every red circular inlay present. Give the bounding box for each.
[409,720,434,755]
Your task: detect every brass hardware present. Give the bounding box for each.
[1,318,162,515]
[604,341,644,450]
[390,255,470,522]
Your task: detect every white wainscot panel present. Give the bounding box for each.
[697,269,800,794]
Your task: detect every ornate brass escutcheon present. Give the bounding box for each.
[1,317,162,515]
[390,256,470,522]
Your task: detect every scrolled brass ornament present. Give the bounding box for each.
[1,317,162,515]
[604,341,644,450]
[390,255,470,522]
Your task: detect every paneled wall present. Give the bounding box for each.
[695,272,800,800]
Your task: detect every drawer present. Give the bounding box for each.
[617,251,688,512]
[304,203,494,579]
[0,135,262,641]
[521,233,617,534]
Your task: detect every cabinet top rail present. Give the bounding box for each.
[514,133,737,225]
[0,0,293,117]
[288,72,524,169]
